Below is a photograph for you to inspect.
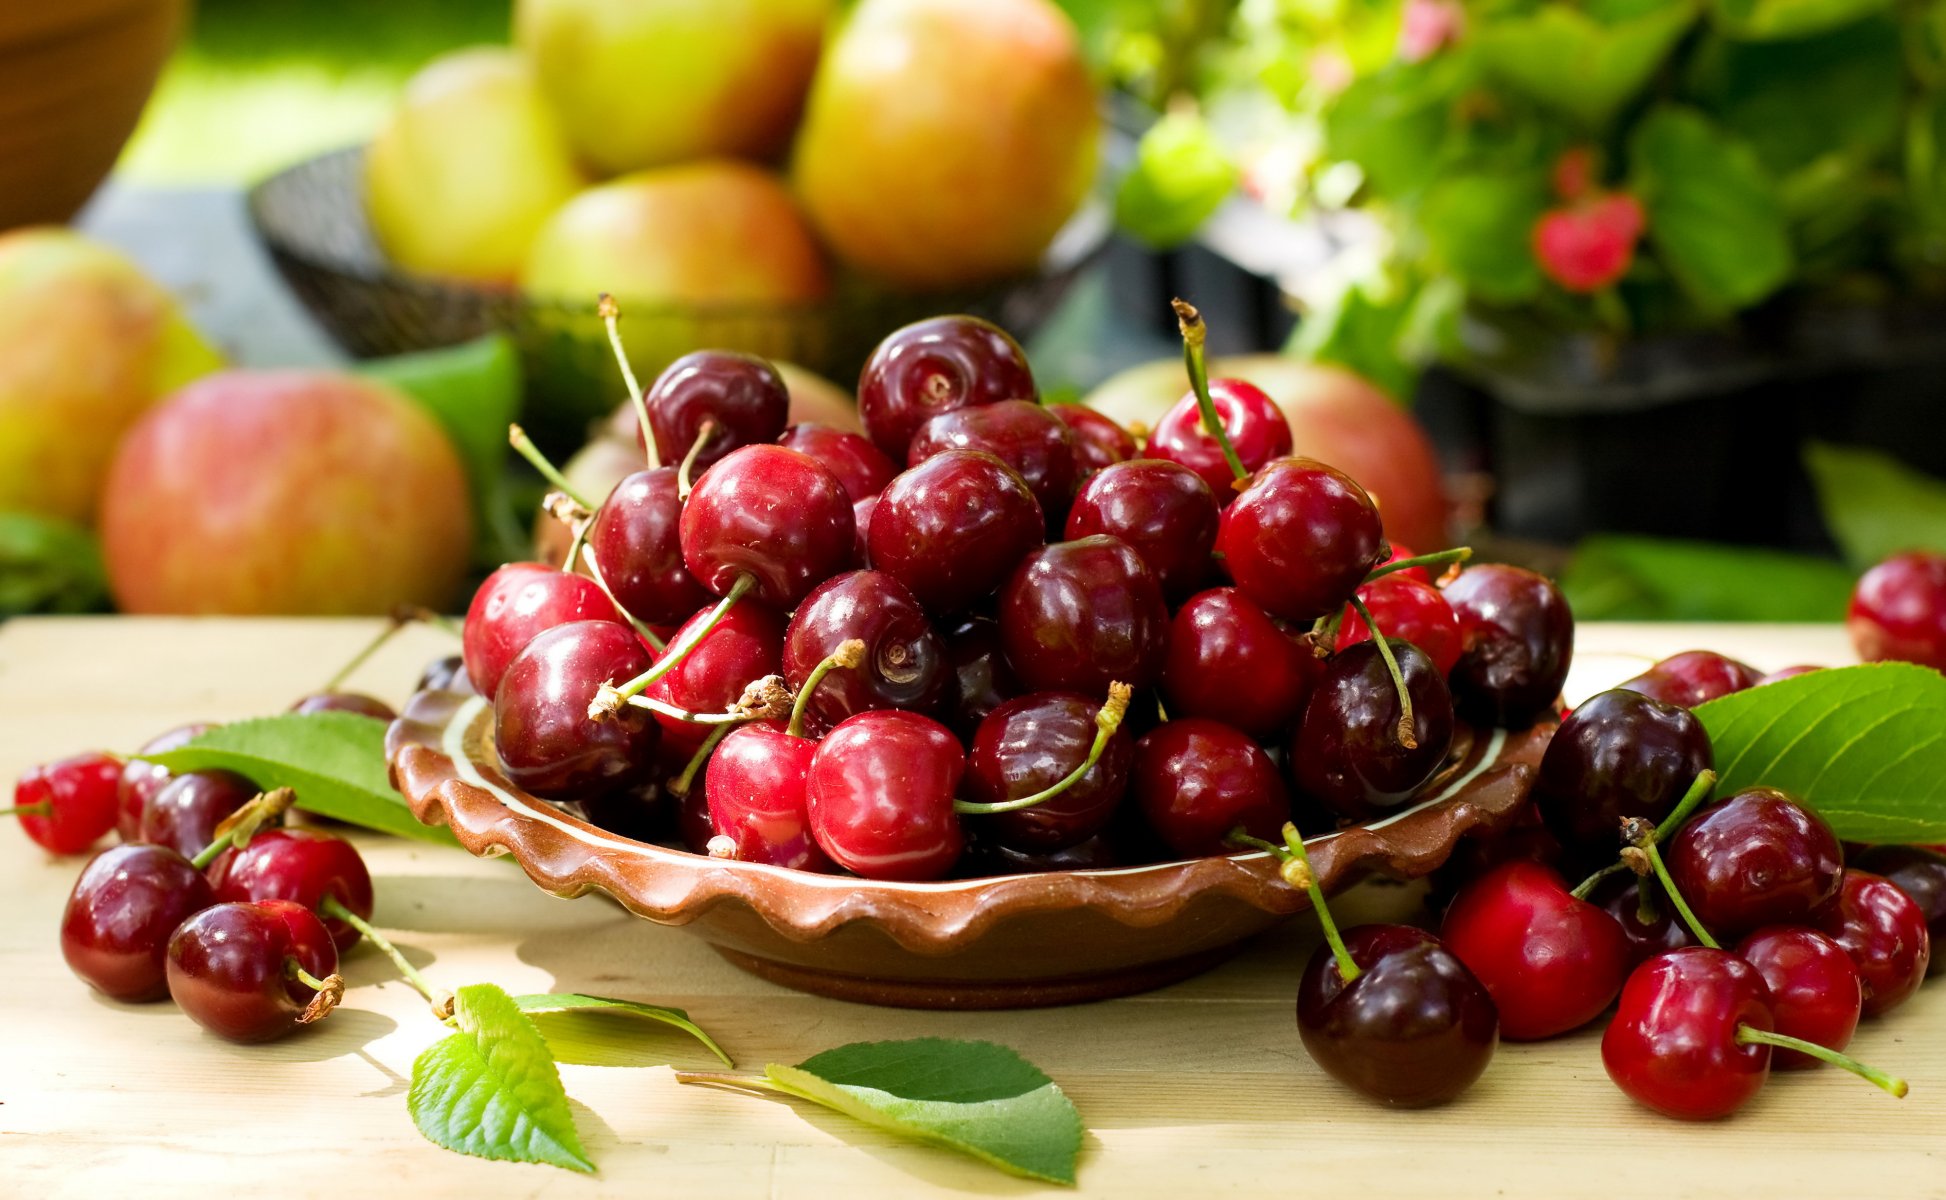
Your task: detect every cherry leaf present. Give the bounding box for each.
[513,993,732,1067]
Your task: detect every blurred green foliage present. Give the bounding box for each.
[1560,535,1855,621]
[0,513,109,617]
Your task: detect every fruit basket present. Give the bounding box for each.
[387,682,1547,1009]
[247,147,1110,447]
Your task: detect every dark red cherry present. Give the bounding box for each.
[857,315,1036,462]
[1443,564,1574,727]
[1440,861,1631,1041]
[966,692,1133,853]
[1666,788,1843,937]
[644,599,786,757]
[680,444,856,610]
[117,723,213,842]
[140,769,262,858]
[1848,550,1946,670]
[777,423,898,502]
[960,832,1120,875]
[783,571,952,725]
[1850,845,1946,975]
[676,774,717,854]
[1619,650,1762,709]
[61,843,216,1001]
[1291,640,1455,823]
[806,711,965,881]
[944,615,1019,738]
[867,449,1044,614]
[463,562,621,701]
[167,899,339,1043]
[1048,403,1135,478]
[1736,926,1862,1069]
[1602,947,1773,1120]
[1595,876,1694,967]
[1064,459,1218,602]
[1162,587,1318,740]
[704,721,829,872]
[1817,871,1932,1016]
[1337,574,1461,676]
[1133,718,1290,857]
[1534,688,1712,861]
[288,692,396,720]
[1147,378,1292,499]
[998,535,1168,696]
[417,655,468,694]
[1297,923,1499,1108]
[1217,457,1383,622]
[207,827,374,952]
[641,350,790,474]
[494,619,659,801]
[908,399,1078,526]
[587,467,712,625]
[1757,664,1822,686]
[13,752,121,855]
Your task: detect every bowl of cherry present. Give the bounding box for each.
[387,307,1565,1008]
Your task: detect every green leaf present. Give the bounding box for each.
[1114,111,1239,249]
[1630,106,1794,312]
[1326,55,1472,198]
[409,982,594,1174]
[1475,0,1697,126]
[1287,277,1423,401]
[146,713,457,846]
[1804,441,1946,568]
[1684,18,1902,178]
[1706,0,1891,40]
[513,993,732,1067]
[760,1039,1083,1186]
[0,510,109,616]
[1420,170,1552,303]
[1560,535,1855,621]
[1696,663,1946,843]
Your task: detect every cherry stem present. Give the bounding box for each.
[1228,822,1360,983]
[1626,823,1718,949]
[288,960,334,994]
[190,787,296,869]
[1363,547,1473,585]
[324,611,406,692]
[320,894,450,1018]
[1347,595,1418,750]
[599,293,659,471]
[0,803,49,818]
[1735,1026,1909,1098]
[1570,769,1717,900]
[1170,297,1248,486]
[510,424,593,510]
[590,574,755,720]
[787,639,867,739]
[568,518,666,653]
[677,419,718,501]
[669,723,734,797]
[954,683,1133,815]
[1635,874,1662,925]
[672,1070,791,1095]
[287,960,345,1025]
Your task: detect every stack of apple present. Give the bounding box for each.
[363,0,1099,302]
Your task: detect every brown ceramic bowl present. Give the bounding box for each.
[0,0,185,230]
[388,686,1548,1009]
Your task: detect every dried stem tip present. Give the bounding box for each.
[1171,297,1205,346]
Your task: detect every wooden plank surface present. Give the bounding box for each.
[0,617,1939,1199]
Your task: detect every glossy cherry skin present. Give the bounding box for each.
[945,615,1019,737]
[1133,718,1290,858]
[680,444,856,610]
[999,535,1169,696]
[1757,664,1822,686]
[1291,640,1455,823]
[1377,542,1431,583]
[966,692,1134,853]
[207,827,375,952]
[1596,876,1694,966]
[1736,927,1862,1069]
[1848,551,1946,669]
[14,752,121,855]
[642,349,790,474]
[1337,574,1461,676]
[867,449,1044,614]
[1602,947,1774,1121]
[704,721,829,871]
[857,314,1037,462]
[1443,564,1574,727]
[417,655,468,694]
[166,900,339,1042]
[1297,924,1499,1108]
[908,400,1078,526]
[61,843,216,1001]
[1850,845,1946,975]
[1217,457,1384,622]
[117,723,214,842]
[1817,871,1932,1016]
[783,570,952,725]
[1666,788,1843,937]
[494,620,659,801]
[1619,650,1762,709]
[644,599,786,756]
[463,563,621,702]
[777,423,898,502]
[1147,379,1293,500]
[806,711,966,881]
[587,467,712,626]
[1534,688,1713,862]
[1064,459,1219,602]
[1440,861,1631,1041]
[288,692,396,720]
[140,769,262,858]
[1048,403,1135,478]
[1162,588,1319,740]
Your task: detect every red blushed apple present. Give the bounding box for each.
[99,370,473,615]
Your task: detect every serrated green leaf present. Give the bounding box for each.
[1696,663,1946,842]
[1630,106,1794,312]
[409,982,593,1174]
[1706,0,1891,40]
[759,1039,1083,1186]
[1560,535,1855,621]
[1804,440,1946,568]
[1114,111,1239,249]
[1475,0,1697,126]
[0,510,109,616]
[513,993,732,1067]
[146,713,457,846]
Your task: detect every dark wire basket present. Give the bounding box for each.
[247,146,1110,450]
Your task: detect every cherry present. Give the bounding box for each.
[1047,403,1135,478]
[965,691,1134,853]
[908,399,1078,526]
[10,752,121,855]
[1162,587,1319,740]
[1133,718,1290,857]
[167,900,342,1042]
[960,832,1120,875]
[117,723,214,842]
[640,350,790,475]
[851,495,878,566]
[289,692,397,720]
[806,710,966,881]
[61,843,216,1001]
[644,599,786,756]
[1217,458,1384,622]
[777,423,898,502]
[1148,378,1293,500]
[1666,788,1843,937]
[1063,459,1219,602]
[1291,640,1455,823]
[208,827,375,952]
[587,467,712,626]
[944,615,1019,737]
[463,562,621,702]
[1336,574,1461,676]
[1817,871,1932,1017]
[417,655,468,694]
[1848,550,1946,670]
[1443,564,1574,727]
[867,449,1044,614]
[494,619,659,801]
[1849,845,1946,975]
[1439,861,1630,1041]
[857,314,1036,462]
[1377,542,1432,584]
[1736,927,1862,1069]
[1757,664,1822,686]
[680,444,856,611]
[1619,650,1762,709]
[1602,947,1774,1120]
[782,570,952,725]
[1534,688,1712,861]
[553,776,670,843]
[1595,875,1694,966]
[141,769,262,858]
[998,535,1168,697]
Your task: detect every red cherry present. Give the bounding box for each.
[1146,379,1292,499]
[117,723,214,842]
[166,900,340,1043]
[1602,947,1773,1120]
[944,615,1019,738]
[867,449,1044,614]
[777,423,898,502]
[1217,457,1384,622]
[679,444,856,610]
[1619,650,1762,709]
[463,563,621,701]
[12,752,121,855]
[1849,551,1946,670]
[641,350,790,474]
[1133,718,1290,858]
[857,315,1036,462]
[1161,587,1319,741]
[1064,458,1219,602]
[1443,564,1574,727]
[61,843,217,1002]
[1817,871,1932,1017]
[1594,876,1694,967]
[1048,403,1135,478]
[1665,788,1843,937]
[587,468,712,626]
[1440,861,1631,1041]
[494,620,659,801]
[998,535,1169,696]
[1533,193,1644,293]
[208,827,375,952]
[806,711,965,881]
[965,692,1133,853]
[643,599,786,757]
[289,692,395,720]
[140,769,262,858]
[704,721,829,872]
[1735,927,1862,1069]
[1336,573,1461,676]
[907,399,1079,526]
[782,570,951,725]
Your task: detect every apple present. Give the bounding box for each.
[365,47,588,283]
[0,228,222,525]
[791,0,1098,290]
[1084,354,1451,551]
[99,370,473,615]
[515,0,833,175]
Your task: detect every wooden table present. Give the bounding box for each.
[2,618,1939,1198]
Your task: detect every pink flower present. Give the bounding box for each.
[1533,194,1647,293]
